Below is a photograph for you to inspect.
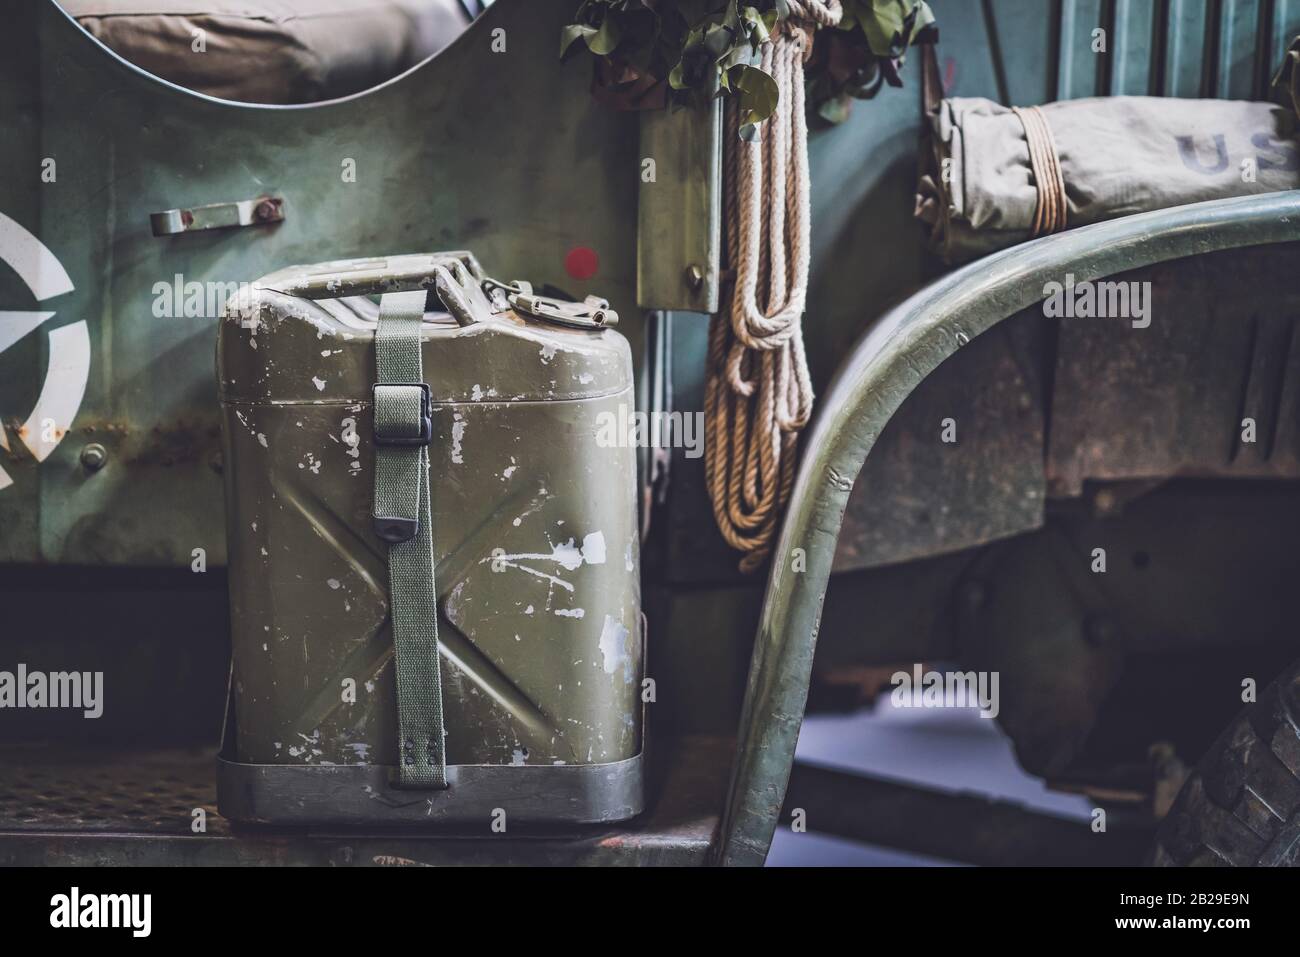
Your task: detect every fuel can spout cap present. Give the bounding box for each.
[504,287,619,329]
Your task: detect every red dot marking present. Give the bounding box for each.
[565,247,599,282]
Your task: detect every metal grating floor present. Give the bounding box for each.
[0,738,728,865]
[0,747,224,835]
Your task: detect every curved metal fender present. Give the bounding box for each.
[715,190,1300,866]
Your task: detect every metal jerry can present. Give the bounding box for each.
[215,253,643,825]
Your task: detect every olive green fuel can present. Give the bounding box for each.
[215,253,644,825]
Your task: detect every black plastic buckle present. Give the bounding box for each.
[372,382,433,446]
[373,515,419,544]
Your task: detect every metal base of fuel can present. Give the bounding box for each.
[215,750,645,827]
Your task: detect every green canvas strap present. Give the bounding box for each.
[372,289,447,789]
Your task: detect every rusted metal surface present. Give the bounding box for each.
[833,312,1048,572]
[832,244,1300,572]
[1046,245,1300,496]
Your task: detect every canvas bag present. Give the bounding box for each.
[916,94,1300,264]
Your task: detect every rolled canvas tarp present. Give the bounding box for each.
[916,95,1300,263]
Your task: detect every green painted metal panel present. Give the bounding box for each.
[1273,0,1300,70]
[637,100,723,313]
[1217,0,1265,98]
[1164,0,1212,96]
[1048,0,1300,102]
[1111,0,1159,94]
[928,0,1005,102]
[1058,0,1108,99]
[0,0,642,567]
[8,0,1297,573]
[984,0,1058,107]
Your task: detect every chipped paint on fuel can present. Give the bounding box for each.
[216,255,643,823]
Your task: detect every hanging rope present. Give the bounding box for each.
[705,1,840,573]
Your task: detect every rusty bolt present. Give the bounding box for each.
[80,443,108,472]
[1093,488,1118,517]
[253,198,282,224]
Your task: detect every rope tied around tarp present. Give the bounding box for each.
[1011,105,1068,238]
[705,1,841,573]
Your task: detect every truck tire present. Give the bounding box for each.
[1153,660,1300,866]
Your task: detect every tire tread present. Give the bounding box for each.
[1154,662,1300,867]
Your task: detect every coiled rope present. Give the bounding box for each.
[1011,105,1068,238]
[705,0,841,572]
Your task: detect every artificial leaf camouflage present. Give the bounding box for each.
[563,0,937,130]
[673,2,783,127]
[841,0,935,59]
[562,0,691,111]
[808,0,937,125]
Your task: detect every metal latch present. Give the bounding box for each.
[480,276,530,312]
[150,196,284,236]
[480,275,619,328]
[508,292,619,329]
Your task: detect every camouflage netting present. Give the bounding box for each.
[916,95,1300,264]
